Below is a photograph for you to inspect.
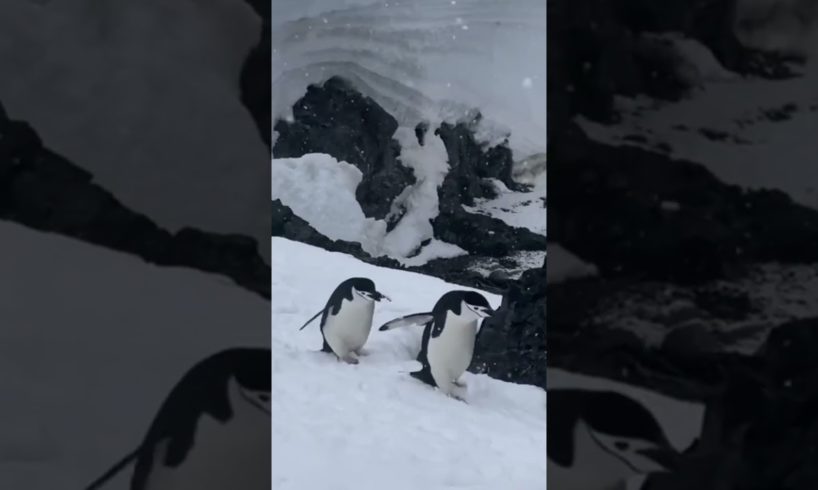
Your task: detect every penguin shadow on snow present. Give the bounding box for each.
[83,348,271,490]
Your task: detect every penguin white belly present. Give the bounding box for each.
[427,313,477,393]
[143,397,270,489]
[323,295,375,356]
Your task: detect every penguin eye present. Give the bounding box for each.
[614,441,630,451]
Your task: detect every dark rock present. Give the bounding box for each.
[273,76,416,220]
[472,265,546,389]
[549,128,818,282]
[414,121,428,146]
[0,105,270,298]
[239,24,271,148]
[435,117,523,206]
[432,208,547,257]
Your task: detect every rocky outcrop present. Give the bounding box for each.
[272,199,509,294]
[472,264,546,389]
[0,103,270,298]
[549,127,818,283]
[432,207,547,257]
[548,0,800,143]
[272,77,416,220]
[435,117,524,206]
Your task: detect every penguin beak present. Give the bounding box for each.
[478,306,495,318]
[637,447,680,472]
[373,291,391,302]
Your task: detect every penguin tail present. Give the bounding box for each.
[378,312,433,331]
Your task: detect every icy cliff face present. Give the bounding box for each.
[272,0,547,160]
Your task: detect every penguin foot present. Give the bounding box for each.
[453,379,466,388]
[341,354,359,365]
[355,348,370,357]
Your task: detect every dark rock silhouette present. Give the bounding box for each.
[0,102,270,298]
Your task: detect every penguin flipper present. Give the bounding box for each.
[298,308,325,331]
[378,312,434,331]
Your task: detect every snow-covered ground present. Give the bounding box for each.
[0,221,269,489]
[271,0,547,160]
[270,237,547,490]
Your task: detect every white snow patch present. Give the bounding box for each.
[271,0,547,160]
[548,244,599,283]
[271,237,546,489]
[383,127,453,260]
[0,222,269,489]
[400,239,468,267]
[271,153,388,256]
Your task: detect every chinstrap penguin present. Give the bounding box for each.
[379,290,494,400]
[298,277,390,364]
[83,348,271,490]
[548,389,680,490]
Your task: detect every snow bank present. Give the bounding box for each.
[547,244,599,283]
[271,153,388,256]
[272,0,547,160]
[0,222,269,489]
[271,237,547,489]
[272,140,467,264]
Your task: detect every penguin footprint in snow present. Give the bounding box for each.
[297,277,390,364]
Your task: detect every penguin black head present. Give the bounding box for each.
[549,389,680,482]
[343,277,391,303]
[435,290,495,319]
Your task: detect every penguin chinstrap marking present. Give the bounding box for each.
[131,348,271,490]
[547,389,681,490]
[299,277,390,364]
[407,291,494,400]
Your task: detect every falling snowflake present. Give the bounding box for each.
[522,77,534,88]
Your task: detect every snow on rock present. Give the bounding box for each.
[271,0,547,160]
[271,237,546,489]
[0,221,269,489]
[547,244,599,284]
[271,153,388,256]
[462,173,546,236]
[578,53,818,210]
[0,1,270,261]
[384,127,459,260]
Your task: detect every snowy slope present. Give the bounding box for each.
[0,222,269,489]
[271,0,547,160]
[271,237,547,490]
